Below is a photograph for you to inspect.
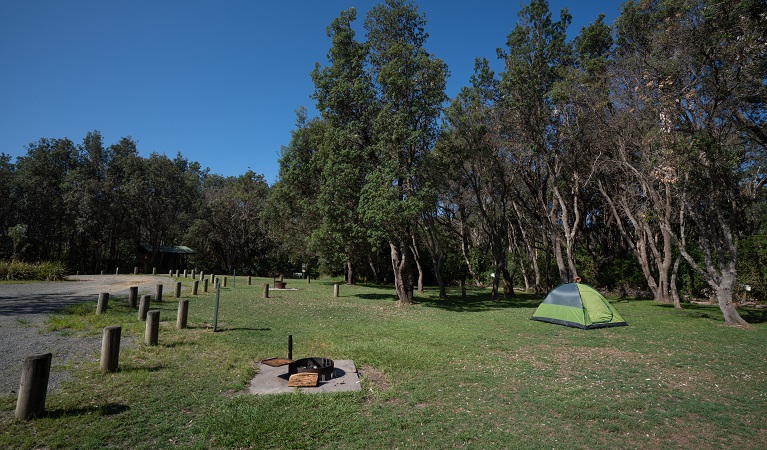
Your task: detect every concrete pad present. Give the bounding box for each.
[249,359,361,395]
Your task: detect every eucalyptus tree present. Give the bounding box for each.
[498,0,576,286]
[360,0,448,305]
[310,8,378,283]
[668,0,766,325]
[608,0,766,325]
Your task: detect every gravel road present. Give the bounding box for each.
[0,274,176,394]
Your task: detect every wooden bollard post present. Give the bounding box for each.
[175,270,179,277]
[203,278,209,293]
[134,266,139,275]
[223,276,228,287]
[169,270,173,276]
[100,326,121,373]
[175,281,182,298]
[263,283,269,299]
[333,284,340,298]
[138,295,150,321]
[210,273,215,284]
[152,267,157,275]
[156,284,163,303]
[15,353,52,420]
[248,275,252,285]
[115,267,119,275]
[177,300,189,329]
[101,270,105,275]
[96,292,109,314]
[183,269,187,278]
[145,310,160,346]
[193,280,199,295]
[128,286,138,309]
[199,271,204,281]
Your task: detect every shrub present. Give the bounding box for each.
[0,260,67,281]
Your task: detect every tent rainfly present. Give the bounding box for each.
[531,283,627,329]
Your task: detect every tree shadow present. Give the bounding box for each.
[652,301,767,324]
[44,403,129,418]
[419,289,542,313]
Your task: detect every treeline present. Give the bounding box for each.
[0,132,274,276]
[268,0,767,325]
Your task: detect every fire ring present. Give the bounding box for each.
[288,357,334,382]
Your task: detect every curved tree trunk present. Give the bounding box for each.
[390,240,414,306]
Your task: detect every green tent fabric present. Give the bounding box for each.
[531,283,627,329]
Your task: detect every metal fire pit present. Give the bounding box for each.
[288,357,334,382]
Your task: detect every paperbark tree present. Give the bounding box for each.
[361,0,448,305]
[310,8,377,283]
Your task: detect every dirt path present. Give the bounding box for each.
[0,274,176,394]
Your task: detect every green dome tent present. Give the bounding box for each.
[531,283,627,329]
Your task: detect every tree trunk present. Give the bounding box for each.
[670,254,682,309]
[716,271,748,326]
[346,260,355,285]
[501,267,515,298]
[390,241,414,306]
[368,256,381,284]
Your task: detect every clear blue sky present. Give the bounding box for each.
[1,0,624,184]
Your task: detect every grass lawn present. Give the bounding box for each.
[2,277,766,449]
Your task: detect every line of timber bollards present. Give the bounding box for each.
[14,273,322,420]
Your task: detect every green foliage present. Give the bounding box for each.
[0,259,67,281]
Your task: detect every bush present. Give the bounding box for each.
[0,260,67,281]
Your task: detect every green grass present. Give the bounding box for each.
[2,277,766,449]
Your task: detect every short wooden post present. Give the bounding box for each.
[96,292,109,314]
[209,273,215,284]
[333,284,340,298]
[223,276,228,288]
[138,295,150,321]
[115,267,119,275]
[193,280,199,295]
[248,275,252,285]
[169,270,173,276]
[199,271,204,281]
[128,286,138,309]
[177,300,189,329]
[101,270,105,275]
[175,281,182,298]
[15,353,52,420]
[263,283,269,299]
[175,270,179,277]
[152,267,157,275]
[203,278,209,293]
[156,284,163,303]
[145,310,160,346]
[134,266,139,275]
[183,269,187,278]
[100,326,121,373]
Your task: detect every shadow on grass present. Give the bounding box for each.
[419,289,542,312]
[44,403,130,419]
[652,301,767,324]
